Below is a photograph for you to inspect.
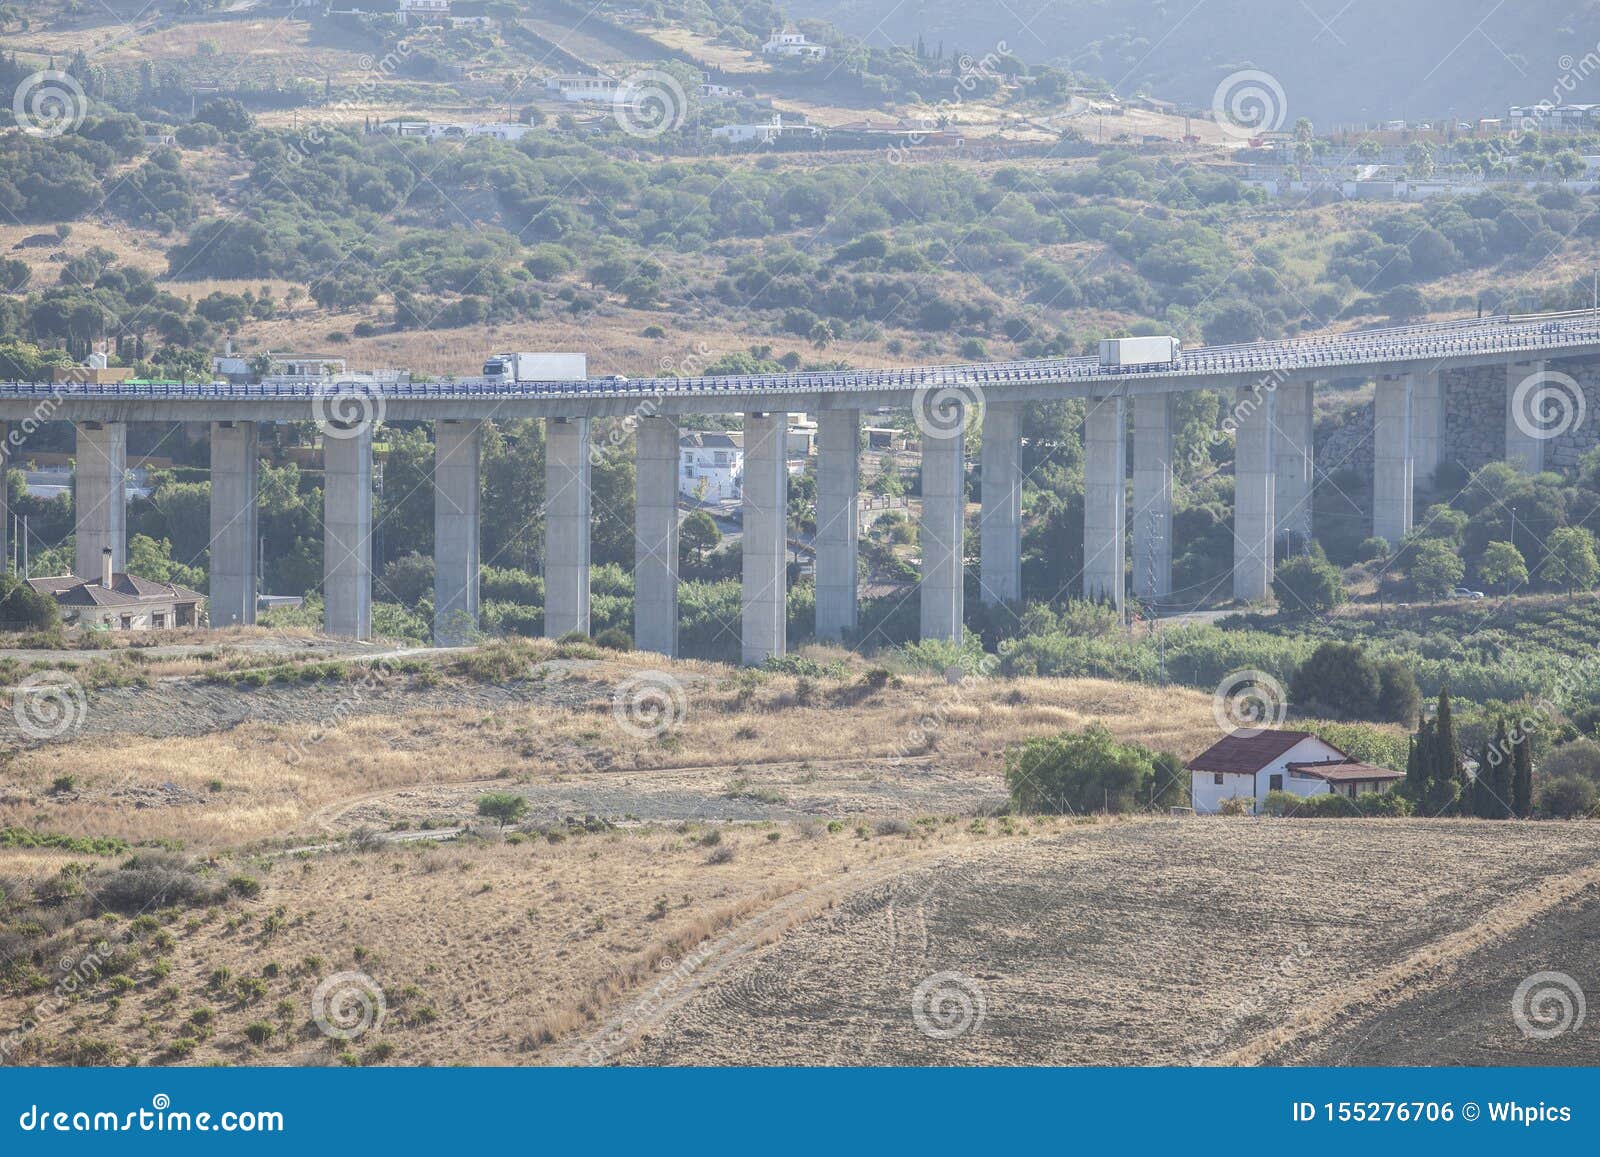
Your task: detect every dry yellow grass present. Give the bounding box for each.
[0,652,1219,853]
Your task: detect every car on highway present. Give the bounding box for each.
[1449,587,1486,600]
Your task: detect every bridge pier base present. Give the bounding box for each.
[323,427,373,640]
[544,417,591,640]
[979,402,1023,606]
[1274,382,1315,556]
[433,420,481,646]
[74,421,127,580]
[1083,396,1126,608]
[1374,375,1415,548]
[1506,360,1548,473]
[1132,394,1173,600]
[1412,370,1444,483]
[741,412,787,666]
[920,413,966,642]
[1233,387,1276,602]
[634,415,679,656]
[814,409,859,642]
[209,421,258,627]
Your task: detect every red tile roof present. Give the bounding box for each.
[1186,729,1335,774]
[1286,759,1404,782]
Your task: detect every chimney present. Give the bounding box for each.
[101,547,113,590]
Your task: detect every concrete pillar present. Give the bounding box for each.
[73,421,126,580]
[1131,394,1173,600]
[814,409,859,641]
[323,428,373,640]
[1506,360,1547,474]
[1233,387,1276,602]
[1411,369,1444,483]
[0,422,9,575]
[920,413,966,642]
[741,412,787,666]
[1082,396,1126,608]
[543,417,591,640]
[979,402,1022,606]
[209,421,258,627]
[1273,381,1315,554]
[1373,375,1415,548]
[433,420,481,646]
[634,415,679,656]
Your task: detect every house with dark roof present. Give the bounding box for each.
[1186,729,1404,814]
[28,549,205,632]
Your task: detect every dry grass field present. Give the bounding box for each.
[2,640,1596,1068]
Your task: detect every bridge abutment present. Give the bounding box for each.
[1505,360,1547,473]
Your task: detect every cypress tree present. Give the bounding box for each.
[1491,720,1515,818]
[1428,689,1464,814]
[1512,728,1534,818]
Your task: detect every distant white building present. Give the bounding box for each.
[380,120,535,141]
[711,114,820,145]
[400,0,450,22]
[762,30,827,60]
[1187,730,1404,815]
[680,431,743,502]
[545,75,621,103]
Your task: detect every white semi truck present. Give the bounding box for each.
[1098,336,1182,368]
[481,352,588,383]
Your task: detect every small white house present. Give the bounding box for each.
[762,30,828,60]
[1187,730,1404,815]
[680,431,743,502]
[545,75,621,103]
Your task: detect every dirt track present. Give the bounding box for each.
[614,819,1600,1066]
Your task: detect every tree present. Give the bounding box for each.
[0,572,60,632]
[1541,526,1600,592]
[1512,727,1534,818]
[1272,549,1344,614]
[1422,688,1464,815]
[1539,776,1597,818]
[1476,719,1513,818]
[1477,540,1528,594]
[476,792,529,828]
[1408,538,1464,599]
[679,510,721,566]
[1004,725,1153,814]
[1375,658,1421,724]
[1290,642,1380,720]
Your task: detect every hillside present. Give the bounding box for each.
[785,0,1600,125]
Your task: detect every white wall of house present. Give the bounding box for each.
[1190,735,1346,814]
[680,444,742,502]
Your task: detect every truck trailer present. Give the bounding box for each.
[1098,336,1182,368]
[481,353,588,383]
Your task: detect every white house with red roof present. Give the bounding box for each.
[1187,729,1404,814]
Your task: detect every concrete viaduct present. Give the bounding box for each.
[3,310,1599,662]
